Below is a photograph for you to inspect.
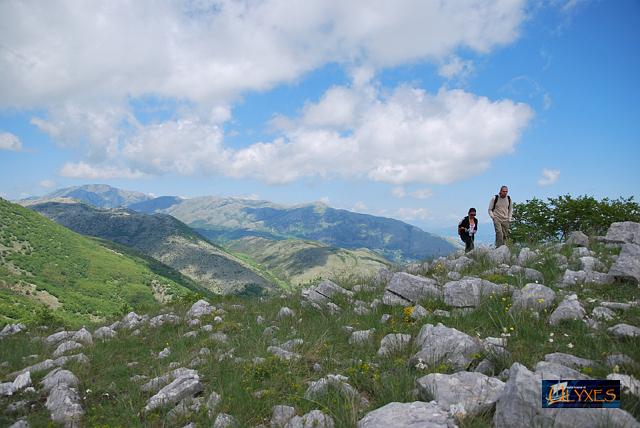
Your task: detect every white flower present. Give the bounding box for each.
[548,338,554,343]
[563,333,569,337]
[567,343,574,349]
[549,332,554,337]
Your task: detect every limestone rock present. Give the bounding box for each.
[493,363,639,428]
[543,353,595,370]
[357,401,455,428]
[609,243,640,284]
[302,279,353,305]
[382,272,440,307]
[443,277,506,308]
[150,313,181,328]
[411,323,483,371]
[94,327,116,340]
[0,323,27,339]
[548,294,586,325]
[608,323,640,338]
[510,283,555,313]
[144,372,204,413]
[213,413,239,428]
[277,307,295,319]
[377,334,411,357]
[304,374,367,408]
[267,346,301,361]
[45,384,84,427]
[186,300,214,318]
[604,221,640,245]
[53,341,84,358]
[592,306,616,321]
[567,231,589,247]
[271,405,296,427]
[416,371,505,417]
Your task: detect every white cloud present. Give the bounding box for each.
[438,56,475,81]
[0,1,526,108]
[391,186,406,198]
[59,162,146,180]
[1,0,531,185]
[224,84,533,185]
[0,132,22,151]
[411,188,433,199]
[538,168,560,186]
[39,179,56,189]
[352,201,367,212]
[319,196,331,205]
[394,207,430,221]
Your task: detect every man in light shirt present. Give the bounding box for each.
[488,185,512,247]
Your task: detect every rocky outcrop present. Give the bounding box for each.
[382,272,440,306]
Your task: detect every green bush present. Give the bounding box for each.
[511,195,640,244]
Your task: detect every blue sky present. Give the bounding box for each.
[1,0,639,242]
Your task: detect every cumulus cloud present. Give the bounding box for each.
[39,179,56,188]
[411,188,433,199]
[352,201,367,212]
[0,1,526,108]
[391,187,406,198]
[0,132,22,151]
[538,168,560,186]
[394,207,430,221]
[1,0,531,185]
[59,162,146,180]
[224,84,533,184]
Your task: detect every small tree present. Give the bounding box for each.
[511,195,640,244]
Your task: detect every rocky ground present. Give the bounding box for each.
[1,221,639,427]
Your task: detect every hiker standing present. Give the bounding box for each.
[458,208,478,253]
[488,186,512,247]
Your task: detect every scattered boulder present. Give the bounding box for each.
[285,409,335,428]
[304,374,368,409]
[44,331,74,347]
[357,401,455,428]
[349,329,375,345]
[302,280,353,305]
[382,272,440,307]
[543,353,595,370]
[150,313,181,328]
[46,384,84,427]
[608,323,640,338]
[416,371,505,417]
[271,405,296,427]
[509,283,555,313]
[609,243,640,284]
[516,247,537,265]
[443,277,506,308]
[213,413,239,428]
[604,221,640,245]
[493,362,639,428]
[186,300,214,318]
[411,323,483,371]
[267,346,301,361]
[377,334,411,357]
[488,245,511,265]
[607,374,640,397]
[592,306,616,321]
[277,307,295,319]
[94,327,116,340]
[548,294,586,325]
[0,323,27,340]
[567,231,589,247]
[144,371,204,413]
[52,341,84,358]
[507,266,544,283]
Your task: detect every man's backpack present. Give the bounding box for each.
[492,194,511,211]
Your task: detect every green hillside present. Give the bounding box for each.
[29,201,277,295]
[226,236,391,286]
[0,198,208,327]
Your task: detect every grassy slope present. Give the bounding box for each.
[1,238,638,427]
[0,199,209,327]
[226,236,392,287]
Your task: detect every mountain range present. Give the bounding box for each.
[27,184,455,262]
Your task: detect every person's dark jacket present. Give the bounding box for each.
[458,215,478,240]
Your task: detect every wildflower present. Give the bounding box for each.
[548,338,554,343]
[613,365,620,373]
[563,333,569,337]
[509,327,514,331]
[567,343,574,349]
[503,327,507,333]
[549,332,554,337]
[537,298,545,304]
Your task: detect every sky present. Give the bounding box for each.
[1,0,639,242]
